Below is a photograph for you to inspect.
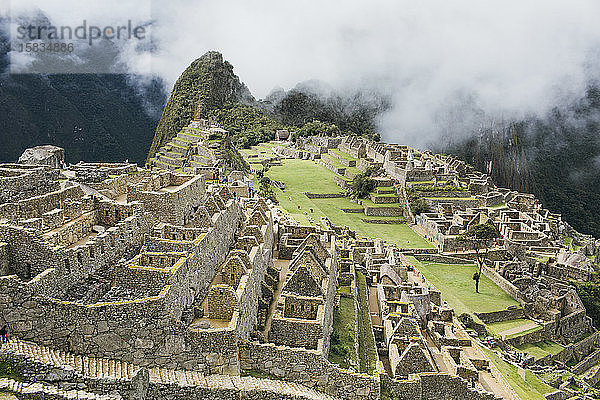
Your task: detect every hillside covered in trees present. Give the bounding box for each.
[444,85,600,237]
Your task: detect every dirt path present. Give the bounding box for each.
[368,286,382,326]
[454,325,519,400]
[263,259,290,337]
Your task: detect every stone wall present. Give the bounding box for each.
[239,340,380,400]
[505,322,554,347]
[305,193,345,199]
[480,266,524,305]
[364,206,403,217]
[475,308,525,324]
[127,174,206,226]
[0,200,243,374]
[0,166,59,205]
[0,349,335,400]
[269,317,324,350]
[0,185,84,223]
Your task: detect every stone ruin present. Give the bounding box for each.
[4,130,600,399]
[268,133,600,396]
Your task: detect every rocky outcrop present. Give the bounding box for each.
[147,51,254,162]
[18,145,64,168]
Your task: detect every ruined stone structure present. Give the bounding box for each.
[3,128,600,400]
[146,119,225,178]
[269,134,600,398]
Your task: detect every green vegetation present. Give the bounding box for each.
[572,282,600,329]
[273,88,385,141]
[0,361,21,382]
[0,71,165,166]
[356,271,378,373]
[208,103,290,148]
[458,223,501,293]
[329,149,358,161]
[482,347,554,400]
[505,325,543,339]
[148,51,251,161]
[264,158,432,248]
[339,285,352,295]
[329,297,357,369]
[487,319,538,336]
[255,167,277,202]
[0,393,17,400]
[407,257,519,315]
[446,85,600,238]
[409,197,431,216]
[408,184,466,193]
[563,237,574,248]
[516,341,564,360]
[296,120,342,138]
[351,170,376,199]
[241,369,278,380]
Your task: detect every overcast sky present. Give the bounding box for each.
[5,0,600,145]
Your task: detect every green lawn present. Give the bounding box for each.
[329,149,358,161]
[266,159,432,249]
[329,296,357,369]
[407,257,520,315]
[482,347,554,400]
[0,393,16,400]
[268,159,342,194]
[517,341,564,360]
[487,319,539,336]
[339,285,352,295]
[506,325,543,339]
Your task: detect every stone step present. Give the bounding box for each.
[153,160,180,172]
[0,377,120,400]
[165,150,185,159]
[1,339,336,399]
[157,154,184,166]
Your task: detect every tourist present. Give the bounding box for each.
[0,325,7,344]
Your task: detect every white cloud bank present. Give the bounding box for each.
[6,0,600,146]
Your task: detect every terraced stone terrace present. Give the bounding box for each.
[252,155,432,249]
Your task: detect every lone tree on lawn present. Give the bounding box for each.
[351,168,376,199]
[458,222,501,293]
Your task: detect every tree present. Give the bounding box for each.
[458,223,501,293]
[351,170,376,199]
[409,198,431,215]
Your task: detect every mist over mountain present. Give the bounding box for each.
[0,15,166,165]
[443,84,600,237]
[263,81,390,140]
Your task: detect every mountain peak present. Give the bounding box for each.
[147,51,254,161]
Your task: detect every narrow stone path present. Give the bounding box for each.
[263,258,290,338]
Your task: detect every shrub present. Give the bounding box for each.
[351,170,376,199]
[410,198,430,215]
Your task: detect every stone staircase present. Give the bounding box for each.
[149,129,216,173]
[0,339,337,399]
[2,339,207,385]
[0,377,120,399]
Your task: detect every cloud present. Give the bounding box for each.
[6,0,600,148]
